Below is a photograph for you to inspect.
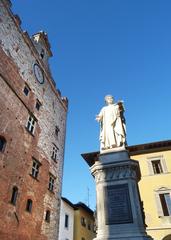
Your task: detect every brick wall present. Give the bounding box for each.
[0,1,68,239]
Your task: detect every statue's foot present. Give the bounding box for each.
[110,145,116,148]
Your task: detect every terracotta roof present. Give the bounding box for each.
[61,197,75,209]
[74,202,94,215]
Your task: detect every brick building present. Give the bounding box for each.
[0,1,68,239]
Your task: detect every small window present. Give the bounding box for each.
[48,175,55,192]
[11,186,18,205]
[81,217,86,227]
[0,136,6,152]
[51,144,58,161]
[88,222,91,230]
[159,193,171,216]
[26,115,36,134]
[55,126,60,138]
[147,155,168,175]
[31,159,40,179]
[152,160,163,174]
[23,85,30,96]
[35,100,41,111]
[65,214,69,228]
[40,49,45,59]
[26,199,33,213]
[45,210,50,223]
[93,224,96,233]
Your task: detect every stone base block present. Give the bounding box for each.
[91,150,153,240]
[94,237,152,240]
[94,235,153,240]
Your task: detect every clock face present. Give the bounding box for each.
[33,63,44,84]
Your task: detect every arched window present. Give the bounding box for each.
[0,136,6,152]
[11,186,18,205]
[26,199,33,213]
[162,235,171,240]
[45,210,50,223]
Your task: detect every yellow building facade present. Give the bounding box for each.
[74,202,96,240]
[128,140,171,240]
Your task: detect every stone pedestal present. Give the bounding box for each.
[89,149,153,240]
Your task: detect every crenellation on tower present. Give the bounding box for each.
[32,31,53,71]
[32,31,53,58]
[1,0,12,9]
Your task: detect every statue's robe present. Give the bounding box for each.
[98,104,126,149]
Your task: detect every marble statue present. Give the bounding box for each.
[96,95,126,150]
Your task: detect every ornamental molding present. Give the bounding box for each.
[93,164,138,183]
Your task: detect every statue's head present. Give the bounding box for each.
[104,95,114,105]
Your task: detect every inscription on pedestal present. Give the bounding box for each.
[105,184,133,224]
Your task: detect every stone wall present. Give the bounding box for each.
[0,1,68,239]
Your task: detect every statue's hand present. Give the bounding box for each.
[95,115,101,122]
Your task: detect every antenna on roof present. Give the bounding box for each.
[87,187,90,207]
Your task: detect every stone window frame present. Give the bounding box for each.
[51,143,58,162]
[31,158,41,179]
[147,155,168,175]
[48,174,55,192]
[154,186,171,217]
[26,114,37,135]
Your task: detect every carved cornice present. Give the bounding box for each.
[92,162,140,183]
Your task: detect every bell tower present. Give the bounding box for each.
[32,31,52,68]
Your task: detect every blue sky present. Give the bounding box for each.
[12,0,171,209]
